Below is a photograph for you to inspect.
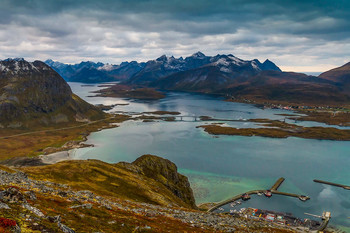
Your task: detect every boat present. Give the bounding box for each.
[241,193,251,201]
[218,207,224,211]
[230,202,236,207]
[264,190,272,197]
[298,195,309,201]
[257,192,263,196]
[236,201,242,205]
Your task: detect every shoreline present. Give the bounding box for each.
[40,150,74,164]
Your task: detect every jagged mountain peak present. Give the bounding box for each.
[156,54,168,62]
[3,58,25,62]
[0,58,53,74]
[191,51,206,58]
[261,59,281,72]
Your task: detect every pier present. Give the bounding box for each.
[313,179,350,190]
[270,177,285,191]
[208,177,310,212]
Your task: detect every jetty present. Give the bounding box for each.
[270,177,284,191]
[208,177,310,212]
[313,179,350,190]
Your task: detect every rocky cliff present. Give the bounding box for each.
[131,154,196,208]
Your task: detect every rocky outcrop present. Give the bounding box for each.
[131,154,196,208]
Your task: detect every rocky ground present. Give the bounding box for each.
[0,167,304,233]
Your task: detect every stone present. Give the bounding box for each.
[58,223,76,233]
[0,202,10,209]
[22,203,45,218]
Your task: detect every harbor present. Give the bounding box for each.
[208,177,310,212]
[207,177,332,232]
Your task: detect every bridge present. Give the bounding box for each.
[174,115,247,122]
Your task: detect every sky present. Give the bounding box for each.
[0,0,349,73]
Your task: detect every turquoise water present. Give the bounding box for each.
[69,83,350,228]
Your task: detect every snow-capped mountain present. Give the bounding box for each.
[126,52,281,85]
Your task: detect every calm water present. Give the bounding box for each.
[69,82,350,229]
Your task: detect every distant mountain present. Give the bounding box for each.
[45,59,145,83]
[126,52,281,85]
[219,70,350,105]
[0,58,105,127]
[150,57,350,105]
[45,52,281,84]
[103,61,146,80]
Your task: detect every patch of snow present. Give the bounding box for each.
[228,55,246,66]
[220,67,231,73]
[98,64,116,71]
[0,63,7,72]
[251,61,261,71]
[214,58,230,67]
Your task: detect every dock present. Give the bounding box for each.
[207,177,310,212]
[270,177,285,191]
[313,179,350,190]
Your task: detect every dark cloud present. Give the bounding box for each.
[0,0,349,71]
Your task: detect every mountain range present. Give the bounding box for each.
[45,59,146,83]
[45,52,280,84]
[0,58,105,128]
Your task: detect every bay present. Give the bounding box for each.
[69,82,350,229]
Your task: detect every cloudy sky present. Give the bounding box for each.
[0,0,349,73]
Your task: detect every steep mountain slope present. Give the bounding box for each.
[0,58,105,128]
[319,62,350,83]
[318,62,350,94]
